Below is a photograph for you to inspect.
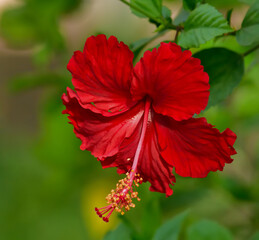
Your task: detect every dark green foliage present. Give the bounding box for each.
[237,0,259,46]
[183,0,203,10]
[193,48,244,109]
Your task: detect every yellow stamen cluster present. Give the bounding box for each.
[105,172,143,215]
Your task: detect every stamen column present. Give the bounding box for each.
[95,98,151,222]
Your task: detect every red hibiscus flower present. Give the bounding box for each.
[62,35,237,222]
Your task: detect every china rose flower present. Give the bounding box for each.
[62,35,236,222]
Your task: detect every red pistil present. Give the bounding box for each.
[95,99,151,222]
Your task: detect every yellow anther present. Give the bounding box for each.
[103,172,143,218]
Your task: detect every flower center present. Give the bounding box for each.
[95,99,151,222]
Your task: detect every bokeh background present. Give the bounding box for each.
[0,0,258,239]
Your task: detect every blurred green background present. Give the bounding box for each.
[0,0,258,239]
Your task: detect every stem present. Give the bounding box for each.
[160,15,177,30]
[132,29,168,64]
[131,98,151,176]
[243,44,259,57]
[226,31,236,36]
[167,23,177,30]
[131,29,168,53]
[174,26,184,43]
[150,29,168,41]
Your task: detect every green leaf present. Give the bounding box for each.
[173,8,190,25]
[187,220,233,240]
[126,0,173,30]
[178,4,232,48]
[130,0,162,20]
[193,48,244,109]
[162,6,172,22]
[153,211,189,240]
[103,224,132,240]
[183,0,203,10]
[237,0,259,46]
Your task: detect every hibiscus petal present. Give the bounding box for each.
[101,110,176,197]
[67,34,135,116]
[155,115,237,178]
[131,42,209,121]
[62,88,144,158]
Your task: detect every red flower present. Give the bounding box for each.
[62,35,237,222]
